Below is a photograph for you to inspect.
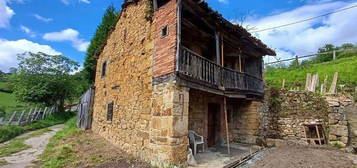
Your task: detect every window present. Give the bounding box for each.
[155,0,170,9]
[161,25,168,38]
[107,102,114,122]
[101,61,107,77]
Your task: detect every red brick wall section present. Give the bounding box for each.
[153,0,177,78]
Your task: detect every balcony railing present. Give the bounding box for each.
[178,47,264,94]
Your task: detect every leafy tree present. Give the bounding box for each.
[0,70,4,81]
[8,67,18,75]
[11,52,80,112]
[83,5,119,83]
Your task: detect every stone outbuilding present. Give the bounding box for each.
[91,0,275,167]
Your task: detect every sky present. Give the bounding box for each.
[1,0,357,72]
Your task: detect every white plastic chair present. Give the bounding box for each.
[188,130,205,155]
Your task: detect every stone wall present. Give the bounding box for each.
[188,89,262,145]
[326,95,353,147]
[150,81,189,166]
[260,89,355,148]
[260,89,329,141]
[92,0,154,162]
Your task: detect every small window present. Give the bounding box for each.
[107,102,114,122]
[161,25,168,38]
[156,0,170,9]
[101,61,107,77]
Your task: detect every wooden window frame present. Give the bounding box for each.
[101,61,107,78]
[107,101,114,122]
[161,25,169,38]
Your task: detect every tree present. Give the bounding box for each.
[83,5,119,83]
[11,52,80,112]
[8,67,18,75]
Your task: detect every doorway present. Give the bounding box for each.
[207,103,221,147]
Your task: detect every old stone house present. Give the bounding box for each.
[91,0,275,166]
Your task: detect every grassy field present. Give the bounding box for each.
[265,56,357,90]
[0,81,26,114]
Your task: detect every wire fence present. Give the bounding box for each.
[265,48,357,66]
[0,106,57,126]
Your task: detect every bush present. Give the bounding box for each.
[0,112,75,143]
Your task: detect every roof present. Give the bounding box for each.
[191,0,276,56]
[122,0,276,56]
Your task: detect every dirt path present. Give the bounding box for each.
[0,124,64,168]
[247,145,357,168]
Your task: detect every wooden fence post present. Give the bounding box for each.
[305,73,312,91]
[333,50,336,60]
[7,111,17,125]
[329,72,339,94]
[26,108,34,124]
[42,107,48,119]
[32,108,39,122]
[17,110,25,126]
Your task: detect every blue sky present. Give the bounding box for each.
[1,0,357,71]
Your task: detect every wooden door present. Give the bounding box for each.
[207,103,220,147]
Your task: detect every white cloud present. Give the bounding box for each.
[0,0,15,28]
[79,0,90,4]
[0,39,61,72]
[61,0,69,5]
[61,0,90,5]
[43,28,89,52]
[33,14,53,22]
[244,1,357,60]
[20,25,36,38]
[218,0,228,4]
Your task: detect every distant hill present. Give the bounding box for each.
[265,56,357,91]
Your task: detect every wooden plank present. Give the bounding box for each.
[329,72,339,94]
[305,73,311,91]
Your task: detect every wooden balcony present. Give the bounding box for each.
[177,47,264,96]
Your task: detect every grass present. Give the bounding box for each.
[0,81,27,115]
[0,128,52,158]
[39,117,80,168]
[265,56,357,89]
[0,112,74,143]
[0,159,8,166]
[0,139,31,157]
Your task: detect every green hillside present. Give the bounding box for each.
[0,81,25,114]
[265,56,357,90]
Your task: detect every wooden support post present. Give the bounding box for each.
[221,35,224,66]
[17,110,25,126]
[215,32,221,65]
[295,55,299,66]
[238,49,242,72]
[315,125,322,145]
[224,97,230,155]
